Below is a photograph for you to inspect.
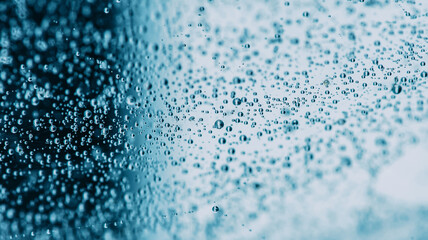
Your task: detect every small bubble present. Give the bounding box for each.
[213,120,225,129]
[323,80,330,87]
[11,126,18,134]
[126,96,136,105]
[84,110,92,119]
[233,98,242,106]
[212,206,219,212]
[391,84,402,94]
[50,125,57,132]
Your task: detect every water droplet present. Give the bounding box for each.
[212,206,220,212]
[213,120,224,129]
[392,84,402,94]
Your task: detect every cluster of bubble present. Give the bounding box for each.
[0,0,136,238]
[123,0,428,239]
[1,0,427,239]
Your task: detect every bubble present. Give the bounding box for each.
[213,120,225,129]
[239,135,248,142]
[391,84,402,94]
[50,125,57,132]
[233,98,242,106]
[126,96,136,105]
[84,110,92,119]
[212,206,220,212]
[11,126,18,134]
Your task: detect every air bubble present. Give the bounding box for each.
[213,120,225,129]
